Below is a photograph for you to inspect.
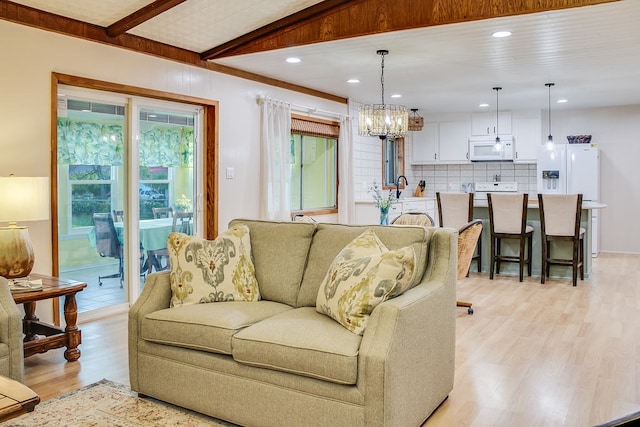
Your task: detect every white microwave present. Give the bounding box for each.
[469,136,514,161]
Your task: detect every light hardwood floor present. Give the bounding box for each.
[23,252,640,426]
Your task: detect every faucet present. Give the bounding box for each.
[396,175,408,199]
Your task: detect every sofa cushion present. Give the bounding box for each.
[316,229,416,335]
[229,219,316,306]
[297,223,429,307]
[167,224,260,307]
[142,301,292,354]
[232,307,362,385]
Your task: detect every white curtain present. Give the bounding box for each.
[259,98,292,221]
[338,115,355,224]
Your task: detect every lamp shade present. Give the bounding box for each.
[0,176,50,223]
[0,176,49,279]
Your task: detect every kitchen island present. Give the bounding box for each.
[472,200,606,279]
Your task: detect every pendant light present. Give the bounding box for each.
[358,50,409,140]
[545,83,555,149]
[493,87,502,151]
[408,108,424,131]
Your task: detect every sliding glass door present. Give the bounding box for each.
[56,86,201,318]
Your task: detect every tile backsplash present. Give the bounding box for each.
[407,162,538,198]
[349,101,539,201]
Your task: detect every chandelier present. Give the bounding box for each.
[358,50,409,139]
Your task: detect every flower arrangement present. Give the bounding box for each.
[369,183,394,211]
[175,194,192,212]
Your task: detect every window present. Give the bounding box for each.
[382,137,405,190]
[69,165,114,228]
[290,115,339,213]
[139,166,169,220]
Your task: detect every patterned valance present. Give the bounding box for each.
[57,118,193,167]
[57,119,124,166]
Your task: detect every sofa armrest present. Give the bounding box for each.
[357,227,457,426]
[0,278,25,383]
[128,271,172,390]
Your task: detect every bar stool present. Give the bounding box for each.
[538,193,584,286]
[487,193,533,282]
[436,192,481,274]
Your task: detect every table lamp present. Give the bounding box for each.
[0,176,50,279]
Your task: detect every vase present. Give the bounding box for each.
[379,206,389,225]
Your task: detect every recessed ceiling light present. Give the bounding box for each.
[479,103,490,108]
[492,31,512,38]
[285,57,301,63]
[391,94,402,98]
[557,99,568,103]
[347,79,360,83]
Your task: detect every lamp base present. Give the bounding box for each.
[0,227,35,279]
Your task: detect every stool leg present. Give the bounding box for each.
[580,237,585,280]
[527,233,533,277]
[496,238,502,274]
[546,240,551,279]
[477,231,482,273]
[490,236,496,280]
[518,236,525,282]
[571,239,580,286]
[541,236,547,284]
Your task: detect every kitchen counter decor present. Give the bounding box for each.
[369,183,394,225]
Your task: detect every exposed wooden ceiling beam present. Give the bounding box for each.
[208,0,620,59]
[200,0,357,60]
[0,0,346,104]
[107,0,186,37]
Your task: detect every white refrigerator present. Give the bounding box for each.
[537,144,600,255]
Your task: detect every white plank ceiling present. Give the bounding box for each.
[9,0,640,113]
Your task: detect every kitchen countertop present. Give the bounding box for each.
[473,199,607,209]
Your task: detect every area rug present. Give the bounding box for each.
[6,379,236,426]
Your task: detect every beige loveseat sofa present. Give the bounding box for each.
[129,219,457,426]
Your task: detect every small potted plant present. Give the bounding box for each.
[369,183,394,225]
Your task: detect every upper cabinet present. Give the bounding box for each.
[471,111,512,136]
[512,111,542,163]
[410,120,470,164]
[410,122,438,164]
[438,120,470,162]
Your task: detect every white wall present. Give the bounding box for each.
[0,20,346,320]
[551,106,640,253]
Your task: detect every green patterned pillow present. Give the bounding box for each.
[316,229,416,335]
[167,224,260,307]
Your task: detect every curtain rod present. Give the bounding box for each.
[256,95,346,120]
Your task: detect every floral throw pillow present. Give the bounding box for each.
[316,229,416,335]
[167,224,260,307]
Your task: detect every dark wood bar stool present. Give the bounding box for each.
[538,193,585,286]
[436,192,481,274]
[487,193,533,282]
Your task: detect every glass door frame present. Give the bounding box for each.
[50,72,218,324]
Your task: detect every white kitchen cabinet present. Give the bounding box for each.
[388,202,402,222]
[374,198,438,225]
[512,116,541,162]
[438,120,470,162]
[471,111,512,136]
[410,122,438,164]
[394,198,437,225]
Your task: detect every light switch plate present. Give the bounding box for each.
[226,167,234,179]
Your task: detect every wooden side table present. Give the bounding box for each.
[0,375,40,422]
[11,274,87,361]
